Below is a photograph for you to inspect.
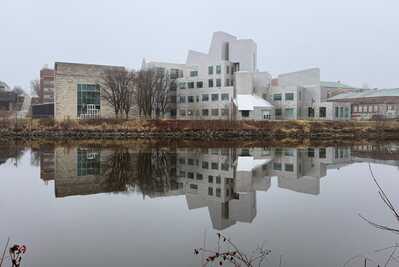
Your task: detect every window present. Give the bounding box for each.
[197,81,203,88]
[216,65,221,74]
[241,110,250,117]
[275,108,282,116]
[202,109,209,116]
[187,172,194,179]
[273,162,282,171]
[319,107,326,118]
[308,148,315,158]
[179,82,186,89]
[285,108,294,118]
[221,93,229,101]
[77,149,101,176]
[179,171,185,177]
[208,79,214,88]
[196,173,203,180]
[188,96,194,103]
[353,105,358,112]
[211,109,219,116]
[202,161,209,169]
[226,66,230,74]
[180,109,186,116]
[221,163,229,171]
[190,71,198,77]
[190,184,198,189]
[340,107,344,118]
[202,94,209,102]
[225,79,230,86]
[285,93,294,101]
[77,84,101,118]
[221,109,229,116]
[179,158,185,164]
[344,107,350,118]
[319,148,326,159]
[187,110,193,116]
[216,176,221,184]
[211,94,219,101]
[335,107,339,117]
[188,82,194,89]
[196,96,199,102]
[285,164,294,172]
[308,107,315,118]
[216,188,221,197]
[208,175,213,183]
[208,66,213,75]
[216,79,221,87]
[187,158,194,165]
[273,94,282,101]
[374,105,379,112]
[208,187,213,196]
[179,96,186,103]
[212,162,218,170]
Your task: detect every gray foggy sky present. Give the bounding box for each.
[0,0,398,91]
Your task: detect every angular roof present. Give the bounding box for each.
[321,81,356,89]
[328,88,399,101]
[233,95,273,111]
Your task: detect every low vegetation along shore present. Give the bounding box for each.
[1,118,399,141]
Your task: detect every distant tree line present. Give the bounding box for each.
[100,68,175,120]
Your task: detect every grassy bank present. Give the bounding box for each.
[0,118,398,141]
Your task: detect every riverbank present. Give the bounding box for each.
[0,119,398,141]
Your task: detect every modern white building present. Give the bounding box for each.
[143,31,357,121]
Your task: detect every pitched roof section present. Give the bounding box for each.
[328,88,399,101]
[233,95,273,111]
[321,81,356,89]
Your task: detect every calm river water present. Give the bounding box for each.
[1,142,399,267]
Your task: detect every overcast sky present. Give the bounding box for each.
[1,0,398,91]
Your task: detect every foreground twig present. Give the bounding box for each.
[0,238,10,267]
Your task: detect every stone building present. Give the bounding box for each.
[54,62,125,120]
[39,67,55,103]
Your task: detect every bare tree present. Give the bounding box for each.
[135,68,174,119]
[30,80,40,97]
[100,68,135,119]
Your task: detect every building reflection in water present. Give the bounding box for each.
[24,143,399,230]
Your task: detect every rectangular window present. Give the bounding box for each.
[179,96,186,103]
[187,172,194,179]
[180,109,186,116]
[285,164,294,172]
[285,93,294,101]
[190,184,198,190]
[216,176,221,184]
[241,110,250,117]
[335,107,339,117]
[196,95,199,102]
[226,66,230,74]
[221,163,229,171]
[319,148,326,159]
[208,66,213,75]
[178,158,185,164]
[196,173,203,180]
[285,108,294,118]
[319,107,327,118]
[275,108,282,116]
[208,175,213,183]
[208,79,214,88]
[216,79,221,87]
[187,158,194,165]
[273,94,282,101]
[196,81,203,88]
[188,96,194,103]
[216,188,221,197]
[221,93,229,101]
[202,161,209,169]
[77,149,101,176]
[221,109,229,116]
[208,187,213,196]
[188,82,194,89]
[77,84,101,118]
[273,162,282,171]
[179,82,186,89]
[308,148,315,158]
[225,79,230,86]
[190,71,198,77]
[211,162,218,170]
[202,94,209,102]
[344,107,350,118]
[202,109,209,116]
[216,65,221,74]
[211,94,219,101]
[353,105,358,112]
[211,109,219,116]
[308,107,315,118]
